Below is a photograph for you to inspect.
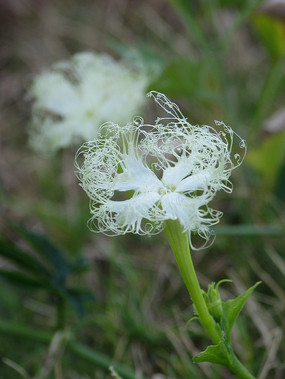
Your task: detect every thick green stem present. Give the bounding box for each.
[164,220,256,379]
[164,220,222,345]
[229,351,255,379]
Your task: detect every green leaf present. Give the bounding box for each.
[11,225,91,280]
[193,342,229,366]
[0,238,51,279]
[222,282,261,341]
[0,269,47,289]
[11,225,71,280]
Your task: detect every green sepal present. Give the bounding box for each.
[222,281,261,342]
[201,280,231,322]
[193,342,229,366]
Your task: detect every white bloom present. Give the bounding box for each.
[28,52,150,154]
[75,92,246,249]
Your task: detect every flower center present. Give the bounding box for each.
[158,184,176,195]
[85,109,95,119]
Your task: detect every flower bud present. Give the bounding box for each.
[203,282,223,322]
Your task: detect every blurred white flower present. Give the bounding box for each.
[28,52,150,154]
[75,92,246,248]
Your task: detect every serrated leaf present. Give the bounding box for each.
[193,342,229,366]
[222,282,261,341]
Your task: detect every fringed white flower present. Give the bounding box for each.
[75,92,246,249]
[28,52,150,154]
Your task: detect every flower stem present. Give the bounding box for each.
[164,219,222,345]
[228,350,256,379]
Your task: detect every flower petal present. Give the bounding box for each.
[175,170,211,193]
[162,156,193,188]
[114,153,162,192]
[160,192,212,231]
[103,191,161,233]
[31,71,79,116]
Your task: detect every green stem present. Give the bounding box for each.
[228,351,255,379]
[164,220,256,379]
[164,219,222,345]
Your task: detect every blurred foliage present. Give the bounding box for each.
[151,58,221,104]
[252,14,285,59]
[0,224,95,322]
[247,131,285,191]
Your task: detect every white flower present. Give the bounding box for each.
[28,52,150,154]
[75,92,246,249]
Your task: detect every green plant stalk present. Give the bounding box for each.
[164,219,222,345]
[164,220,256,379]
[228,347,255,379]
